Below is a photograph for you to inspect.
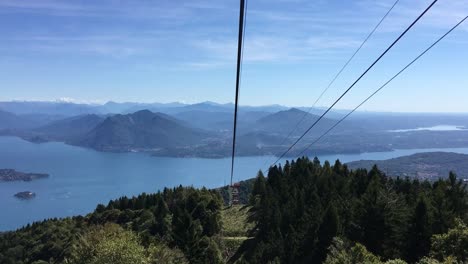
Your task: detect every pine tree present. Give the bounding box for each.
[316,203,340,262]
[406,197,433,262]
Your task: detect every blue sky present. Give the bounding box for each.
[0,0,467,112]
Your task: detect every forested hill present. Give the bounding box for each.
[74,110,211,152]
[347,152,468,180]
[1,158,467,263]
[0,187,224,264]
[232,158,468,263]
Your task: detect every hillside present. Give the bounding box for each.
[0,110,54,130]
[0,110,26,130]
[33,114,105,141]
[174,110,270,132]
[0,159,466,263]
[175,110,234,131]
[230,158,468,263]
[253,108,342,136]
[75,110,211,152]
[3,104,468,158]
[347,152,468,180]
[0,101,99,116]
[0,187,224,264]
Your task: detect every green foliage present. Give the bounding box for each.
[147,243,188,264]
[430,219,468,262]
[0,186,222,264]
[219,177,256,205]
[416,256,459,264]
[234,157,468,264]
[0,217,84,263]
[66,223,149,264]
[406,196,433,262]
[324,237,463,264]
[65,223,188,264]
[222,205,253,237]
[1,158,467,264]
[317,204,341,262]
[324,238,382,264]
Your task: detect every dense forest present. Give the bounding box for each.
[0,187,224,264]
[0,157,467,263]
[233,158,468,263]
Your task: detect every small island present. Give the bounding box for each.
[0,169,49,182]
[14,191,36,200]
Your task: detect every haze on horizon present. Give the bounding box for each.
[1,0,467,113]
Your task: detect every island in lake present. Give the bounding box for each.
[0,169,49,182]
[14,191,36,200]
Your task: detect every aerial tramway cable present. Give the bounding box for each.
[296,15,468,158]
[230,0,247,205]
[261,0,400,170]
[277,0,401,149]
[267,0,439,171]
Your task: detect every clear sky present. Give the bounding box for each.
[0,0,467,112]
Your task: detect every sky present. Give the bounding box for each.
[0,0,467,112]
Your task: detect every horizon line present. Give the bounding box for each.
[1,99,468,115]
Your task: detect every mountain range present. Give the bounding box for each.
[1,100,468,157]
[0,100,288,117]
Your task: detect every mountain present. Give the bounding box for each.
[96,101,143,114]
[0,100,335,118]
[164,102,233,114]
[296,106,345,119]
[253,108,340,136]
[174,110,270,131]
[75,110,211,151]
[174,110,234,131]
[0,110,27,129]
[0,109,60,130]
[32,114,105,141]
[240,104,288,113]
[0,101,99,116]
[119,102,187,114]
[124,102,289,115]
[347,152,468,180]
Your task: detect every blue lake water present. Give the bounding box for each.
[2,136,468,231]
[388,125,467,132]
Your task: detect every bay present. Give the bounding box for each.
[2,136,468,231]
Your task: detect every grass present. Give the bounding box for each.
[221,205,253,237]
[220,205,253,262]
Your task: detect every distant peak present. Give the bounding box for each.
[279,108,305,114]
[288,108,303,112]
[200,101,219,105]
[132,109,154,115]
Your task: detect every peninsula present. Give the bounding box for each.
[0,169,49,182]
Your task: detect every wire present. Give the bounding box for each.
[233,0,248,185]
[267,0,439,170]
[230,0,247,197]
[296,15,468,158]
[261,0,400,170]
[281,0,400,146]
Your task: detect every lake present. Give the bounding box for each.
[2,136,468,231]
[388,125,467,132]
